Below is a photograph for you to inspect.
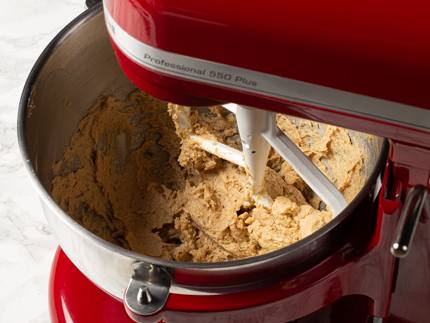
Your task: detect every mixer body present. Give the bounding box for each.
[17,0,430,321]
[102,0,430,321]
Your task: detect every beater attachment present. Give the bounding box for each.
[171,104,348,217]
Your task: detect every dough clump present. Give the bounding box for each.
[52,90,364,262]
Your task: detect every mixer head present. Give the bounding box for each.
[102,0,430,150]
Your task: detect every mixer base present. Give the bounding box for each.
[48,247,134,323]
[49,247,385,323]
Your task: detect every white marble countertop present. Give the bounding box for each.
[0,0,87,321]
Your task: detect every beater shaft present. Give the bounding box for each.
[229,104,347,216]
[234,105,273,208]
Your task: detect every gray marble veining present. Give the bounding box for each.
[0,0,84,321]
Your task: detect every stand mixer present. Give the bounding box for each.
[17,0,430,322]
[102,0,430,321]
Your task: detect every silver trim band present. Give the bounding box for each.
[104,7,430,132]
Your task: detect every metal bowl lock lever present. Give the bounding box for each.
[124,262,171,320]
[391,185,429,258]
[173,103,348,216]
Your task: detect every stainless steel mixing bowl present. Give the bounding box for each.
[18,3,388,317]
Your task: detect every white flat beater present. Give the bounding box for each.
[171,103,348,217]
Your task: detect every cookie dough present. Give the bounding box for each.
[51,90,364,262]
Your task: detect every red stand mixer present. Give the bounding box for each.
[18,1,430,322]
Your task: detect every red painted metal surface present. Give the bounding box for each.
[49,247,135,323]
[105,0,430,111]
[384,153,430,323]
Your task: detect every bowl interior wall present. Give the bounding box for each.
[25,13,137,193]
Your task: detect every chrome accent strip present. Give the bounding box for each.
[104,7,430,132]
